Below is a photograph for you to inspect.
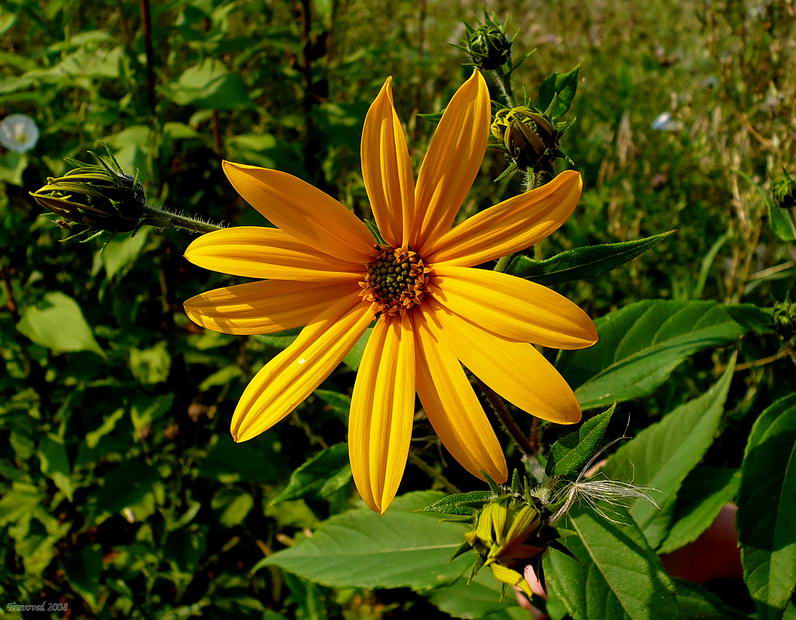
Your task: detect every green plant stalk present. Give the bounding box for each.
[143,205,223,234]
[491,64,514,107]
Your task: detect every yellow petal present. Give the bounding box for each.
[231,294,374,442]
[184,226,363,282]
[412,310,507,482]
[489,563,534,598]
[184,280,358,335]
[361,77,415,247]
[222,161,375,263]
[422,299,581,424]
[411,71,490,250]
[349,314,415,513]
[432,265,597,349]
[424,170,582,265]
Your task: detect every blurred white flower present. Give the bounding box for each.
[0,114,39,152]
[651,112,682,132]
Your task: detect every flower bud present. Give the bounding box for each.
[30,150,145,233]
[465,501,544,597]
[773,300,796,342]
[465,21,511,70]
[772,171,796,210]
[491,106,558,171]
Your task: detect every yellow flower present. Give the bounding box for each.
[183,71,597,513]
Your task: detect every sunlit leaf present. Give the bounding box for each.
[17,291,103,356]
[738,394,796,616]
[545,504,678,620]
[262,491,471,590]
[506,231,674,286]
[601,359,735,547]
[558,301,745,409]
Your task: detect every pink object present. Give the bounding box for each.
[660,504,742,583]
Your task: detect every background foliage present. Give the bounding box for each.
[1,0,794,618]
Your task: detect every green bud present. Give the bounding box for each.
[465,19,511,70]
[30,148,145,233]
[773,300,796,341]
[772,170,796,210]
[491,106,558,171]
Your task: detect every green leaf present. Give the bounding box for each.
[601,360,735,547]
[101,227,151,280]
[673,579,746,619]
[738,394,796,615]
[658,467,740,554]
[63,544,103,609]
[422,490,493,516]
[262,491,471,590]
[129,341,171,384]
[314,390,351,424]
[17,291,103,356]
[0,482,42,526]
[538,65,579,119]
[547,404,616,477]
[212,488,254,527]
[768,202,796,242]
[343,327,372,371]
[271,443,351,505]
[39,434,73,500]
[544,505,679,620]
[164,59,250,110]
[85,407,125,449]
[506,231,674,286]
[428,569,530,619]
[558,300,745,409]
[94,462,159,515]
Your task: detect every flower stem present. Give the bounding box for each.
[479,380,535,458]
[491,64,514,107]
[143,205,224,234]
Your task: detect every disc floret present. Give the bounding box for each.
[360,246,429,316]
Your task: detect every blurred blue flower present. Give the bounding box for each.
[651,112,682,132]
[0,114,39,152]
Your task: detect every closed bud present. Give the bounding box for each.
[491,106,558,171]
[464,500,544,597]
[772,170,796,210]
[30,149,145,233]
[773,300,796,341]
[466,20,511,70]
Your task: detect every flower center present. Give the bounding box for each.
[360,246,429,316]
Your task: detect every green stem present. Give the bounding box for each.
[479,380,535,458]
[494,170,551,271]
[491,64,514,107]
[143,205,224,234]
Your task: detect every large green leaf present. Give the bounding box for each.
[738,394,796,616]
[538,65,579,119]
[262,491,471,590]
[658,467,740,554]
[271,443,351,505]
[768,203,796,242]
[557,300,745,409]
[164,59,250,110]
[544,505,679,620]
[17,291,103,356]
[547,404,615,477]
[428,569,529,619]
[38,434,73,500]
[505,231,673,286]
[601,360,734,547]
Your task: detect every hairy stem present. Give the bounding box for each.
[143,205,224,234]
[479,381,535,458]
